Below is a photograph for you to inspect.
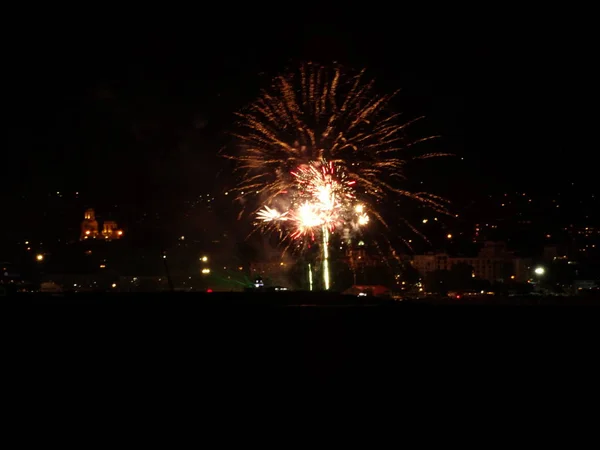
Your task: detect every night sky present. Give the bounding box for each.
[7,22,464,193]
[4,16,594,241]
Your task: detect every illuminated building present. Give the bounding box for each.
[345,246,379,268]
[80,209,123,241]
[81,209,99,240]
[102,221,123,240]
[411,241,527,283]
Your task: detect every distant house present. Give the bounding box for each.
[574,280,599,294]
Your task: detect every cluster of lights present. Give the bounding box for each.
[200,255,210,276]
[257,160,369,240]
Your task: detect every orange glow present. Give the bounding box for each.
[358,213,369,226]
[117,230,123,236]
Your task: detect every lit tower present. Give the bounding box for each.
[81,209,99,240]
[102,221,123,240]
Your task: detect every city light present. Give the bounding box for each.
[201,256,208,262]
[201,268,210,274]
[35,254,44,262]
[111,283,117,288]
[534,267,545,275]
[447,234,453,239]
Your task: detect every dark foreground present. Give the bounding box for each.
[4,291,600,305]
[4,291,599,390]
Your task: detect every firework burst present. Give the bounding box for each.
[230,62,450,217]
[228,62,451,287]
[256,159,367,240]
[256,205,288,223]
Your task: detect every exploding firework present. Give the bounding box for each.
[256,205,288,223]
[229,63,451,288]
[230,63,449,217]
[256,159,369,239]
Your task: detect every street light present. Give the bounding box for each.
[201,256,208,262]
[533,266,546,293]
[35,254,44,262]
[202,268,210,275]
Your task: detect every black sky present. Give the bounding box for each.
[6,14,588,220]
[7,25,464,197]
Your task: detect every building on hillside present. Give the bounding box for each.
[102,221,123,240]
[411,241,531,283]
[81,209,99,240]
[80,209,123,241]
[344,239,387,269]
[513,257,534,282]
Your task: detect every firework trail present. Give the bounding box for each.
[228,63,451,287]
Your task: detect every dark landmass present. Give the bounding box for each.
[4,291,600,306]
[4,291,598,391]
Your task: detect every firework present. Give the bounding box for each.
[230,63,450,289]
[257,205,288,223]
[255,159,366,238]
[357,213,369,226]
[231,63,449,215]
[255,159,370,289]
